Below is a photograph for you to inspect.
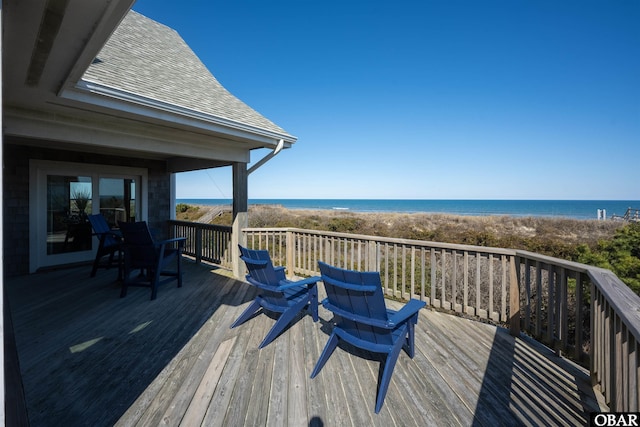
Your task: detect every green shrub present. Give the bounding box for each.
[574,223,640,295]
[176,203,190,213]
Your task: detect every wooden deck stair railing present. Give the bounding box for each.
[168,221,640,413]
[611,207,640,222]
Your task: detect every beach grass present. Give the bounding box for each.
[178,204,622,256]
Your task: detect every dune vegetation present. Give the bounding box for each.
[177,203,639,294]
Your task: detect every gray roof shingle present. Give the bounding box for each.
[82,10,291,138]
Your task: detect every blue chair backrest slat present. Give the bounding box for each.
[239,246,281,287]
[119,221,158,266]
[119,221,154,247]
[88,214,120,247]
[319,261,392,346]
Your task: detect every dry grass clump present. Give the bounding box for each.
[245,206,623,259]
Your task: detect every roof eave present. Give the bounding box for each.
[59,80,297,150]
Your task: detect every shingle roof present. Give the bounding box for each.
[82,10,292,139]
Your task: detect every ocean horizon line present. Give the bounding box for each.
[176,198,640,220]
[177,198,637,201]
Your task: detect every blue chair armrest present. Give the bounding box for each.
[387,299,426,327]
[93,230,122,239]
[155,237,186,248]
[155,237,186,258]
[277,276,320,291]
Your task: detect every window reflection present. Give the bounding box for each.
[47,175,92,254]
[99,178,136,227]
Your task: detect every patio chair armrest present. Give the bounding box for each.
[247,276,281,292]
[93,230,122,240]
[387,299,426,327]
[277,276,320,291]
[155,237,186,248]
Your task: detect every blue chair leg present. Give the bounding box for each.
[259,299,308,348]
[405,319,416,358]
[375,332,406,413]
[176,254,183,288]
[230,299,263,329]
[120,271,129,298]
[150,267,162,300]
[311,332,339,378]
[308,286,319,322]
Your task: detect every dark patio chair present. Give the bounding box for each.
[311,261,426,413]
[118,221,186,300]
[87,214,122,280]
[231,245,320,348]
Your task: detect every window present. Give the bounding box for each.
[46,175,93,255]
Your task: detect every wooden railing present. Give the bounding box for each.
[167,221,639,412]
[611,207,640,222]
[169,220,233,268]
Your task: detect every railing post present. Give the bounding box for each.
[231,162,248,279]
[368,240,378,272]
[286,229,295,278]
[509,255,521,336]
[195,225,202,265]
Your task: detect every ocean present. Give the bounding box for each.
[176,199,640,221]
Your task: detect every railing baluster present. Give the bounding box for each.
[440,250,447,309]
[431,248,437,307]
[401,245,407,300]
[524,258,531,332]
[500,255,506,322]
[475,253,481,317]
[452,250,458,312]
[489,254,494,321]
[463,251,469,314]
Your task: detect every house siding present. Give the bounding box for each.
[3,141,172,277]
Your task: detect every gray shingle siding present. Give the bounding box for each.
[83,11,291,138]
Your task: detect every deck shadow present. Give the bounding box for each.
[472,327,600,426]
[5,261,253,427]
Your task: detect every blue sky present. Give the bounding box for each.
[132,1,639,200]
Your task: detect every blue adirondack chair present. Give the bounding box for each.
[87,214,123,280]
[311,261,426,413]
[118,221,186,300]
[232,245,320,348]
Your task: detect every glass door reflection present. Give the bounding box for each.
[47,175,93,254]
[99,178,136,227]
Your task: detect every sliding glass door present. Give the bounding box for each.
[46,175,93,255]
[30,161,147,272]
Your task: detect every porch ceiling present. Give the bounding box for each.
[3,0,135,109]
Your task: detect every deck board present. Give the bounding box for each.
[6,261,603,426]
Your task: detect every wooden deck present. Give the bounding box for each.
[6,261,603,426]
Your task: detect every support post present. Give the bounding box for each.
[509,256,521,336]
[231,162,248,279]
[286,230,294,278]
